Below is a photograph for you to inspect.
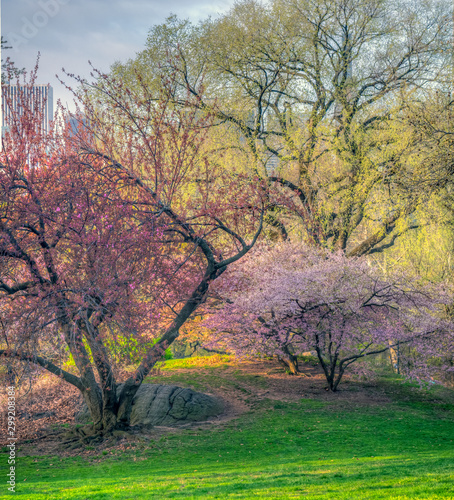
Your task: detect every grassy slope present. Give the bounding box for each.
[1,358,454,499]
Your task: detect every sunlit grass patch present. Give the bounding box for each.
[4,360,454,499]
[157,354,234,370]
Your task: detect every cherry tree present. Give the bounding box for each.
[204,242,453,390]
[0,68,265,436]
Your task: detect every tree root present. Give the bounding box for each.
[58,423,141,450]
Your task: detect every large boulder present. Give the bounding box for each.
[75,384,223,427]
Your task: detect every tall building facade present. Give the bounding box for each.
[2,84,54,134]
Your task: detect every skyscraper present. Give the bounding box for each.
[2,84,54,134]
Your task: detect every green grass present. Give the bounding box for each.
[1,361,454,499]
[156,354,233,370]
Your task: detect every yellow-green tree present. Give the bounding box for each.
[109,0,451,255]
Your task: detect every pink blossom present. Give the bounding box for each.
[204,242,454,390]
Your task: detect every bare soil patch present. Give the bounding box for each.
[220,360,392,406]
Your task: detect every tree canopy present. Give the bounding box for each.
[111,0,452,254]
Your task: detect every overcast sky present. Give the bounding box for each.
[1,0,235,110]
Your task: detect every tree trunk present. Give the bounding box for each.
[277,347,300,375]
[79,387,131,435]
[388,340,400,374]
[80,385,104,430]
[314,344,338,391]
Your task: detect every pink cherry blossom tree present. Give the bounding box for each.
[204,242,453,390]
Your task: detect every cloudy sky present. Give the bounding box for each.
[2,0,235,109]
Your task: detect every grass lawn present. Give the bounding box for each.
[1,357,453,499]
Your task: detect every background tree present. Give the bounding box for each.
[0,68,265,437]
[204,242,453,390]
[111,0,451,254]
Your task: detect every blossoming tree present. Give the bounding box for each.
[204,242,453,390]
[0,68,265,436]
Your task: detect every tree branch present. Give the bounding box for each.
[0,349,84,390]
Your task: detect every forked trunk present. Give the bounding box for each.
[315,347,342,391]
[81,384,139,434]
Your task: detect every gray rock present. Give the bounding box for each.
[75,384,223,427]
